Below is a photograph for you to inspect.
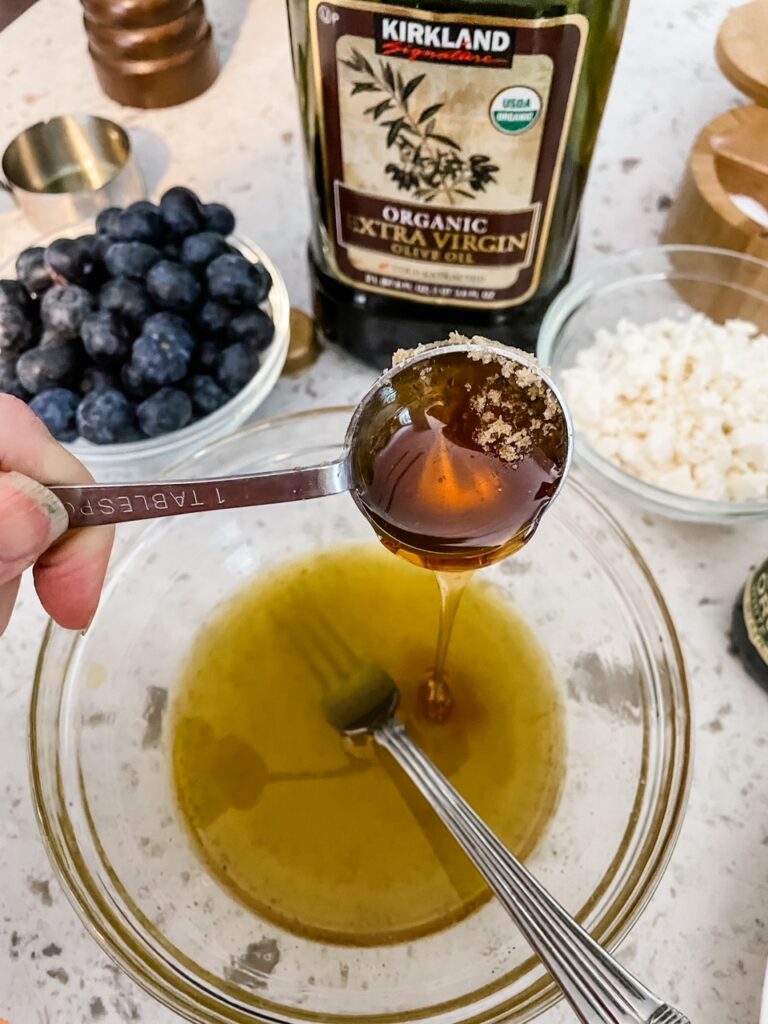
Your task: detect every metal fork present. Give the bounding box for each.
[295,605,690,1024]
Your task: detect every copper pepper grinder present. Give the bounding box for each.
[81,0,219,109]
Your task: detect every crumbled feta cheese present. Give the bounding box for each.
[562,314,768,503]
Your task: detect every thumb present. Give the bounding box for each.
[0,471,69,584]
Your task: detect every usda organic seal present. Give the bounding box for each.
[490,86,542,135]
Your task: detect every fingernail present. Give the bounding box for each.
[0,473,68,565]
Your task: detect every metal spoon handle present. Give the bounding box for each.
[375,721,690,1024]
[48,458,350,528]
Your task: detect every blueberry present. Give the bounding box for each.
[77,234,108,288]
[163,186,201,207]
[15,248,53,297]
[180,232,230,275]
[163,242,181,261]
[99,277,154,329]
[159,186,203,238]
[228,308,274,351]
[146,260,201,313]
[0,352,29,400]
[96,207,122,235]
[16,343,77,394]
[44,238,79,282]
[187,373,229,415]
[126,200,160,216]
[115,202,166,245]
[80,366,117,395]
[40,285,95,340]
[132,332,190,386]
[202,202,235,237]
[142,312,196,354]
[95,233,117,261]
[206,254,271,306]
[217,341,259,395]
[77,387,137,444]
[29,387,80,441]
[193,338,219,374]
[0,304,35,353]
[196,300,232,339]
[39,328,69,348]
[104,241,162,279]
[120,361,153,399]
[0,279,32,311]
[74,233,101,261]
[137,387,193,437]
[81,310,132,364]
[44,236,101,286]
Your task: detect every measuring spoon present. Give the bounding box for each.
[48,341,573,559]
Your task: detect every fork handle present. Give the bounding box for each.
[375,721,691,1024]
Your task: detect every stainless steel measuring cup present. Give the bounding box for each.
[1,114,145,232]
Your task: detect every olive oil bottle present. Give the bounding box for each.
[287,0,629,366]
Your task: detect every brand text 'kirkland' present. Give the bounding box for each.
[375,15,516,65]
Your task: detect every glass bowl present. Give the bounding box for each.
[538,245,768,522]
[30,408,692,1024]
[1,226,290,481]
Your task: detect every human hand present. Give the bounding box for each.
[0,396,113,634]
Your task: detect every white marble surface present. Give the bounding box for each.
[0,1,767,1022]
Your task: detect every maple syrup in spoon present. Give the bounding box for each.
[349,341,570,571]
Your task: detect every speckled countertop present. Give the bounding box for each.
[0,1,767,1022]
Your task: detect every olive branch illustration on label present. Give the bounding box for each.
[340,48,499,204]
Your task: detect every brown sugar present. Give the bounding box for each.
[393,335,560,465]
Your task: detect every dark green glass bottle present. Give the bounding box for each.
[288,0,629,367]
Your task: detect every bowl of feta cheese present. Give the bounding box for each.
[538,245,768,522]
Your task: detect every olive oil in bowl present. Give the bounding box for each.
[172,543,564,946]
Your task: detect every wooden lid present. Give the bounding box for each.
[716,0,768,106]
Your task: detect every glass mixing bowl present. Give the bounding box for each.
[30,408,692,1024]
[538,245,768,523]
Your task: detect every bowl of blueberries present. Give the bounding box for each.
[0,187,289,478]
